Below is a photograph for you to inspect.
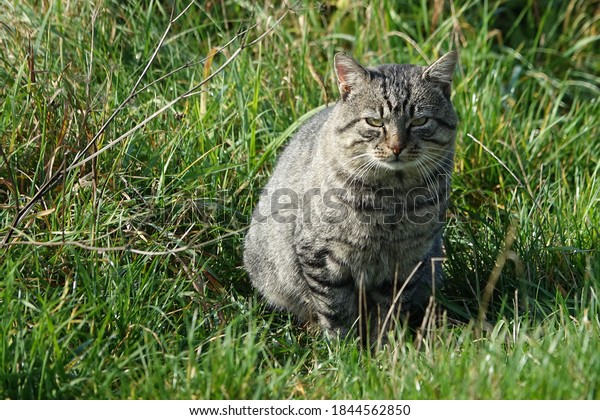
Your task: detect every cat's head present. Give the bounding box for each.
[330,51,458,179]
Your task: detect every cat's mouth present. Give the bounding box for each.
[376,157,418,171]
[377,157,415,171]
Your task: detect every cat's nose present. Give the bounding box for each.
[388,133,404,156]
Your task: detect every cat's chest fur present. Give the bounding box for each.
[294,185,438,289]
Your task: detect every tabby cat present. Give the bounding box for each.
[244,51,458,343]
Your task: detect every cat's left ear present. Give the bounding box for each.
[334,52,369,100]
[422,51,458,94]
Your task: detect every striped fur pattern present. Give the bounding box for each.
[244,52,458,343]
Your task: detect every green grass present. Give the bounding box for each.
[0,0,598,399]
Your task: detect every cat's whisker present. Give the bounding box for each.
[344,158,377,189]
[420,156,453,179]
[324,153,372,187]
[415,161,437,195]
[416,151,453,175]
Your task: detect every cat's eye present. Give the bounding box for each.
[410,117,428,127]
[365,117,384,127]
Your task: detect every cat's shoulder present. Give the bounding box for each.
[297,104,335,134]
[284,104,335,148]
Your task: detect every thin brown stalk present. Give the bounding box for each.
[376,261,423,349]
[478,224,517,324]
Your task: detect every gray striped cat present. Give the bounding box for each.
[244,51,458,343]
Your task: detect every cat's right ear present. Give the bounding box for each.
[334,53,368,100]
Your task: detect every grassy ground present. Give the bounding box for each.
[0,0,598,399]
